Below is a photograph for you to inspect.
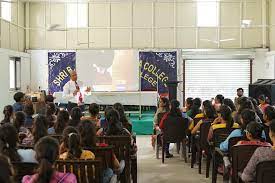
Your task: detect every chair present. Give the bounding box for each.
[84,146,114,170]
[161,115,188,164]
[55,159,102,183]
[188,116,205,161]
[97,136,132,183]
[256,160,275,183]
[210,128,235,183]
[231,145,266,183]
[12,162,38,182]
[195,122,211,175]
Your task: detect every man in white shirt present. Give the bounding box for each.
[63,70,91,111]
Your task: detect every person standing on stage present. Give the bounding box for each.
[63,70,91,111]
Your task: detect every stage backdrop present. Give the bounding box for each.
[139,51,177,94]
[48,52,76,93]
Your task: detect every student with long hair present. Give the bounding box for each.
[191,100,217,134]
[45,102,57,128]
[13,112,31,143]
[258,94,270,113]
[81,103,100,127]
[0,154,15,183]
[159,100,188,158]
[153,97,170,135]
[263,106,275,143]
[23,102,35,128]
[113,103,132,133]
[241,119,275,182]
[1,105,13,125]
[100,106,113,131]
[78,120,122,175]
[22,136,76,183]
[214,94,224,113]
[237,122,270,146]
[78,120,97,149]
[184,97,193,114]
[68,107,82,127]
[0,124,36,163]
[189,100,213,131]
[48,110,69,135]
[188,98,202,119]
[59,126,95,160]
[22,115,48,146]
[220,109,265,152]
[105,109,130,136]
[208,105,240,141]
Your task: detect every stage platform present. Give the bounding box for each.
[129,111,154,135]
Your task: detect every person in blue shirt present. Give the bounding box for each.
[23,103,34,128]
[220,109,266,152]
[13,92,25,112]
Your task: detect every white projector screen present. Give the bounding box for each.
[76,50,139,91]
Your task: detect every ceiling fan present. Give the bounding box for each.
[47,24,67,31]
[201,38,235,44]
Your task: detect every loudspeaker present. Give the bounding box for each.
[249,79,275,105]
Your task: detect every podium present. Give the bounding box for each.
[166,81,181,101]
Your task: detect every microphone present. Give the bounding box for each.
[75,81,80,90]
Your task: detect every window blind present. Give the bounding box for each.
[185,59,250,101]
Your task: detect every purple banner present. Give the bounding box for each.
[48,52,76,93]
[139,51,177,94]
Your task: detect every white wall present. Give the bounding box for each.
[0,49,30,119]
[26,0,268,49]
[0,1,25,52]
[270,0,275,50]
[252,49,275,82]
[28,50,48,91]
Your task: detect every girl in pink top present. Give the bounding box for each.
[22,136,76,183]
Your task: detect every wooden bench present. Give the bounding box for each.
[55,159,103,183]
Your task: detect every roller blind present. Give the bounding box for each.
[185,59,250,101]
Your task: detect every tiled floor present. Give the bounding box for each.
[136,135,223,183]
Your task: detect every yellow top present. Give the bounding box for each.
[188,113,205,130]
[59,150,95,160]
[212,122,240,130]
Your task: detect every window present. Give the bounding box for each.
[185,59,250,101]
[67,3,88,28]
[1,2,11,22]
[9,58,21,90]
[197,1,219,27]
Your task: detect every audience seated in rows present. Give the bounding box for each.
[241,119,275,182]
